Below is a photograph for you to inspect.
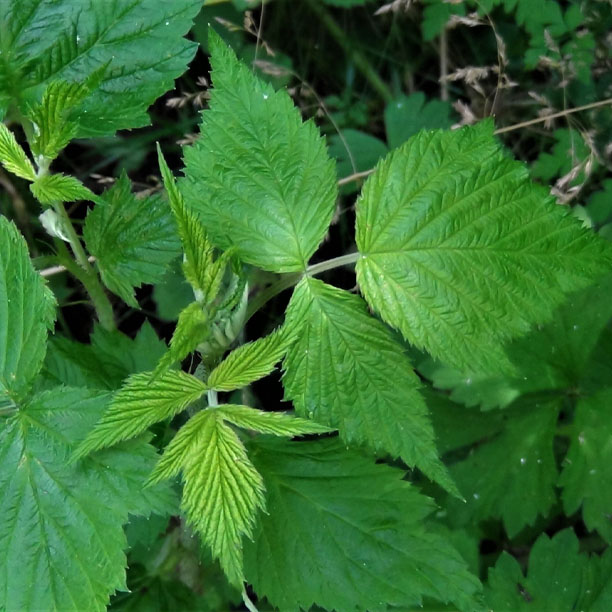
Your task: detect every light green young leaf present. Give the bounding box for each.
[150,409,265,587]
[0,386,173,612]
[283,277,458,496]
[73,370,207,460]
[559,389,612,543]
[244,437,483,612]
[153,301,210,378]
[26,75,104,161]
[30,172,93,205]
[485,529,595,611]
[0,0,201,137]
[207,330,288,391]
[218,404,332,436]
[356,120,612,373]
[0,122,36,180]
[446,400,559,537]
[83,173,180,306]
[181,30,337,273]
[0,216,55,403]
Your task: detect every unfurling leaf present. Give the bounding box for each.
[30,173,93,205]
[0,122,36,180]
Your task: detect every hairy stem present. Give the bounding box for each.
[245,252,361,323]
[52,200,115,330]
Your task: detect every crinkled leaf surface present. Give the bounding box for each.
[181,31,337,272]
[0,216,54,403]
[150,409,265,587]
[283,277,456,495]
[445,400,559,536]
[83,173,180,306]
[559,389,612,543]
[0,0,200,136]
[485,529,612,611]
[74,370,207,459]
[356,121,612,373]
[244,437,482,612]
[0,386,173,611]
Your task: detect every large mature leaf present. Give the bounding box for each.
[445,400,559,537]
[73,370,208,459]
[207,330,288,392]
[422,275,612,410]
[0,386,173,611]
[0,216,55,403]
[485,529,612,611]
[42,321,167,391]
[149,409,265,587]
[559,390,612,543]
[283,277,456,495]
[0,0,200,137]
[244,437,482,612]
[356,120,612,373]
[83,173,180,306]
[181,30,337,273]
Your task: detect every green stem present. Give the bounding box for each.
[245,251,361,323]
[53,201,116,331]
[307,0,394,103]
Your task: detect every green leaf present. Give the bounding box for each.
[0,0,201,137]
[0,122,36,180]
[153,301,210,378]
[83,173,180,306]
[559,389,612,543]
[26,75,104,161]
[356,121,612,373]
[244,437,482,612]
[485,529,595,611]
[42,322,167,391]
[30,172,93,205]
[0,386,172,611]
[283,277,458,496]
[217,404,332,436]
[422,275,612,409]
[73,370,208,459]
[384,93,453,149]
[157,145,218,302]
[149,409,265,587]
[207,330,288,392]
[181,30,337,272]
[0,216,55,402]
[446,400,559,537]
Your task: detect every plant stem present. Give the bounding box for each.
[52,200,116,330]
[307,0,394,103]
[245,252,361,323]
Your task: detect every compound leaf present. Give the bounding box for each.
[559,389,612,543]
[283,277,458,496]
[217,404,332,436]
[0,0,201,137]
[0,386,171,611]
[73,370,207,459]
[0,216,55,403]
[150,409,265,587]
[83,173,179,306]
[0,122,35,180]
[207,329,288,392]
[181,30,337,272]
[356,121,612,374]
[244,437,482,612]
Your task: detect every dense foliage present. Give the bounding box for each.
[1,1,612,610]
